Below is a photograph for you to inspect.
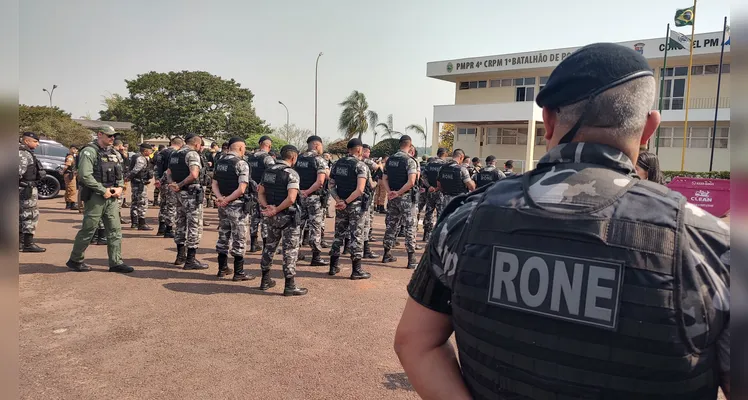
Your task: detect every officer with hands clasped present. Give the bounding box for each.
[18,132,46,253]
[294,135,330,266]
[126,143,155,231]
[472,155,506,188]
[395,43,730,400]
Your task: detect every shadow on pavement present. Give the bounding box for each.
[382,373,414,391]
[47,219,81,225]
[20,263,69,275]
[163,282,280,296]
[34,237,74,245]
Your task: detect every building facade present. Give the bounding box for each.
[427,31,731,172]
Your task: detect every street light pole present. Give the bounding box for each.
[315,52,323,136]
[278,101,289,129]
[42,84,58,107]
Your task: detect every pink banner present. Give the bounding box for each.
[667,177,730,218]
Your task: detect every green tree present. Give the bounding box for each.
[371,138,400,158]
[98,93,135,122]
[125,71,270,139]
[244,133,288,152]
[273,123,312,149]
[338,90,379,140]
[18,105,92,147]
[326,139,349,156]
[439,123,454,151]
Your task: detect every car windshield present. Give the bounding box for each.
[43,145,69,158]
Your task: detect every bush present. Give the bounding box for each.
[326,139,348,156]
[244,133,288,152]
[371,138,400,158]
[662,170,730,183]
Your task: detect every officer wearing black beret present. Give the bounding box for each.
[396,43,730,399]
[294,135,330,266]
[245,135,275,252]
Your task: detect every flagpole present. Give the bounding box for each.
[655,23,670,156]
[679,0,697,171]
[708,16,727,172]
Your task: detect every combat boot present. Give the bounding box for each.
[163,225,175,238]
[131,220,138,229]
[174,244,187,265]
[363,241,378,259]
[216,253,230,278]
[310,250,328,266]
[249,235,260,253]
[350,258,371,280]
[95,229,107,246]
[381,247,397,263]
[183,248,209,270]
[328,256,340,276]
[21,233,46,253]
[259,269,276,290]
[407,252,418,269]
[138,217,154,231]
[66,259,91,272]
[232,256,255,281]
[109,263,134,273]
[283,277,308,296]
[156,222,165,235]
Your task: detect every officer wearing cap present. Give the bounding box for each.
[380,135,420,269]
[472,155,506,188]
[66,125,133,273]
[294,135,330,266]
[257,144,308,296]
[63,144,79,210]
[436,148,475,219]
[395,43,731,399]
[420,147,448,243]
[154,136,184,238]
[212,137,255,281]
[360,143,379,258]
[246,135,275,252]
[327,138,372,280]
[126,143,155,231]
[167,133,209,270]
[18,132,46,252]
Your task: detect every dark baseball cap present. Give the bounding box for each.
[347,138,363,149]
[306,135,322,144]
[258,135,272,144]
[96,125,117,136]
[22,132,40,141]
[228,137,244,147]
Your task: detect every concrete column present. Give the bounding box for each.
[478,127,484,158]
[524,119,536,172]
[432,120,440,155]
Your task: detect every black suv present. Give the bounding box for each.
[34,139,70,199]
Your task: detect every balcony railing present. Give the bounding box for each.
[653,97,730,111]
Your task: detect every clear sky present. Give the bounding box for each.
[18,0,731,145]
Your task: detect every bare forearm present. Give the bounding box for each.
[398,343,471,400]
[345,189,362,204]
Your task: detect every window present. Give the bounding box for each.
[535,128,547,145]
[722,64,730,73]
[524,77,536,85]
[516,86,535,102]
[459,80,487,90]
[691,65,704,75]
[656,126,730,148]
[689,127,709,148]
[539,76,549,91]
[714,127,729,148]
[457,127,477,135]
[485,128,528,145]
[490,79,514,88]
[704,64,719,74]
[501,78,513,87]
[459,82,469,90]
[662,77,686,110]
[673,66,689,76]
[486,128,499,144]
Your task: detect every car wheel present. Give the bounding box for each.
[37,175,61,199]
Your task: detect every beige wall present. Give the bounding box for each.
[455,86,515,105]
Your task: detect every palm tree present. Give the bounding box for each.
[338,90,379,140]
[405,124,426,148]
[377,114,403,140]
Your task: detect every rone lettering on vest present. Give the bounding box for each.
[488,246,624,330]
[335,166,349,176]
[296,160,310,168]
[263,172,277,184]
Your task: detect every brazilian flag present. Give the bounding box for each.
[675,6,695,27]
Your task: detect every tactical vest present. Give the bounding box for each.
[169,149,192,183]
[247,151,270,184]
[474,168,501,188]
[449,166,718,400]
[295,153,319,191]
[156,148,174,179]
[262,164,291,207]
[129,154,153,182]
[81,143,121,188]
[331,157,358,200]
[214,155,241,196]
[438,163,467,195]
[19,146,42,183]
[424,159,445,187]
[386,154,409,191]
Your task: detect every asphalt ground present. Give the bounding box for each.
[20,193,421,400]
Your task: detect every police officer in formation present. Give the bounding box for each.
[246,135,275,253]
[18,132,46,253]
[66,125,132,273]
[154,137,183,238]
[152,144,165,206]
[472,155,506,188]
[212,137,254,281]
[257,145,309,296]
[396,43,730,400]
[167,133,208,270]
[360,144,379,258]
[380,135,419,269]
[327,138,372,280]
[294,135,330,266]
[437,149,475,208]
[503,159,515,176]
[126,143,155,231]
[420,147,448,243]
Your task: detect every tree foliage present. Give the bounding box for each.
[18,105,93,147]
[406,124,426,147]
[273,123,312,149]
[244,133,288,152]
[439,123,455,151]
[326,139,349,156]
[371,138,400,158]
[338,90,379,140]
[124,71,270,139]
[98,93,135,122]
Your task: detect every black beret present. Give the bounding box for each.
[536,43,654,109]
[258,135,272,144]
[347,138,363,148]
[228,137,244,147]
[22,132,40,140]
[139,143,152,150]
[399,135,412,143]
[362,144,371,150]
[306,135,322,144]
[486,155,496,163]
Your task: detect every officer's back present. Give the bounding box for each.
[395,43,730,400]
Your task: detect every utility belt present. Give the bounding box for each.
[130,177,148,185]
[180,184,204,204]
[80,183,117,202]
[19,181,35,200]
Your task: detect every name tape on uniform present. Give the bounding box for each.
[263,172,277,184]
[488,246,624,330]
[296,160,310,168]
[335,166,349,176]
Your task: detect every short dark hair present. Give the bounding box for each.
[436,147,448,157]
[636,151,663,184]
[186,135,202,146]
[452,149,464,158]
[158,144,166,151]
[170,137,184,146]
[113,139,123,146]
[471,157,480,163]
[505,160,514,168]
[280,145,299,160]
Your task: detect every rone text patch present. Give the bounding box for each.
[488,246,624,330]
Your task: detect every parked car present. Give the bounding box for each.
[34,140,69,199]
